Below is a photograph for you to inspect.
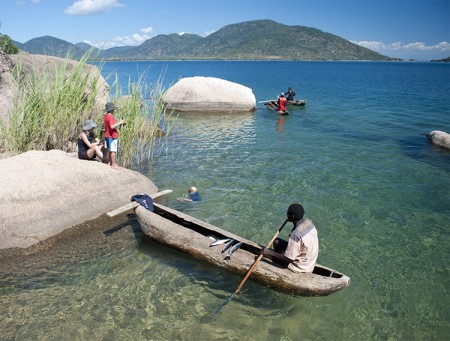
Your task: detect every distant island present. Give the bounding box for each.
[12,20,399,62]
[431,57,450,62]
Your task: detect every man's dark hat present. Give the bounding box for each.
[287,203,305,221]
[104,102,117,112]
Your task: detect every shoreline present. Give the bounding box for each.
[0,150,158,251]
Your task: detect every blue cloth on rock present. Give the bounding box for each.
[131,194,154,211]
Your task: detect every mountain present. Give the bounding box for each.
[431,56,450,62]
[21,36,86,59]
[13,20,396,61]
[187,20,389,60]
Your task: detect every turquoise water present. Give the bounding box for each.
[1,61,449,340]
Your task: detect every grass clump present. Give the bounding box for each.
[107,72,176,169]
[1,51,101,153]
[0,50,175,168]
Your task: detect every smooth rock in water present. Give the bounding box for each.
[163,76,256,113]
[0,150,158,250]
[427,130,450,150]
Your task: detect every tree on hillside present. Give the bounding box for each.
[0,23,19,54]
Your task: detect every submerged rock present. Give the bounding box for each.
[0,150,158,250]
[163,76,256,113]
[427,130,450,150]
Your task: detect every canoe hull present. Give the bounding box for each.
[265,101,289,115]
[287,99,307,106]
[136,203,350,296]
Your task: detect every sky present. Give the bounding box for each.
[1,0,449,60]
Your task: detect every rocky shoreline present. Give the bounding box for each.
[0,150,158,255]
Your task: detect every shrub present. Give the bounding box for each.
[0,34,19,54]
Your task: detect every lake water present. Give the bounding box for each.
[1,61,449,340]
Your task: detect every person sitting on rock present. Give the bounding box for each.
[78,119,103,162]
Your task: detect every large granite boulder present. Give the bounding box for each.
[0,51,109,126]
[427,130,450,151]
[0,150,158,250]
[163,76,256,113]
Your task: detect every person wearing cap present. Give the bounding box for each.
[188,186,201,202]
[261,203,319,273]
[103,102,126,169]
[277,92,287,112]
[78,119,104,161]
[177,186,202,203]
[285,86,296,101]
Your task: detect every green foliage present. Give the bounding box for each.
[107,71,175,168]
[0,34,19,54]
[0,49,175,168]
[1,50,100,153]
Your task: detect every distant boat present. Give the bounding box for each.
[264,99,307,115]
[265,101,289,115]
[286,99,307,106]
[136,203,351,296]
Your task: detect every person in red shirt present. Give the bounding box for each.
[277,93,287,112]
[103,102,126,169]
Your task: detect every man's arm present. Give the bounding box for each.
[261,247,293,264]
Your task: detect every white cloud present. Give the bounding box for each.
[85,34,151,49]
[203,30,215,37]
[141,27,154,34]
[15,0,40,5]
[113,33,150,45]
[84,24,157,49]
[352,40,450,52]
[65,0,125,16]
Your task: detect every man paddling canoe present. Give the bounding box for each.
[261,203,319,273]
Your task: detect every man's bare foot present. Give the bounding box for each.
[111,164,121,170]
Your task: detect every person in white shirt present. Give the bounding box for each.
[261,203,319,273]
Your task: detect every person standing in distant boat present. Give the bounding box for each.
[277,93,287,112]
[78,119,103,162]
[286,87,296,101]
[261,203,319,273]
[103,102,126,169]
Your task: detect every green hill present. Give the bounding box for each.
[13,20,396,61]
[22,35,85,59]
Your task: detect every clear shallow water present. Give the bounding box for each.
[1,61,449,340]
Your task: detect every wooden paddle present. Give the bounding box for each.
[258,100,274,103]
[213,218,289,317]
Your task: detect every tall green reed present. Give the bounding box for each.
[0,50,175,168]
[1,50,101,153]
[106,70,176,168]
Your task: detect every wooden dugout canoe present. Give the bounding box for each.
[287,99,307,106]
[136,203,350,296]
[264,99,307,112]
[265,101,289,115]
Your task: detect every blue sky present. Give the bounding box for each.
[1,0,449,60]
